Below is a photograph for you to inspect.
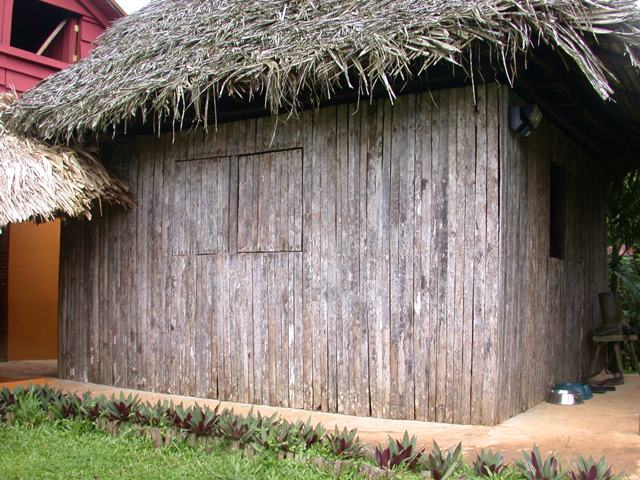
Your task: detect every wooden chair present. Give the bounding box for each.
[590,334,640,379]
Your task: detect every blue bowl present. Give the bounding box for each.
[554,382,593,400]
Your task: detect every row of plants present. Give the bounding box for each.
[0,385,620,479]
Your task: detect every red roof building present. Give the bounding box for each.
[0,0,124,362]
[0,0,124,92]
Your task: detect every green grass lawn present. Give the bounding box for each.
[0,419,510,480]
[0,421,355,480]
[0,386,605,480]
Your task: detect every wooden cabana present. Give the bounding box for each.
[6,0,640,425]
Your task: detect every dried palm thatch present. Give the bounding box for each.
[6,0,640,143]
[0,94,132,228]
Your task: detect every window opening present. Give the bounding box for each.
[10,0,78,62]
[550,162,567,259]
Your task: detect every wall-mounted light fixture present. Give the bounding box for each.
[510,104,543,137]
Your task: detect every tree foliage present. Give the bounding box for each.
[606,169,640,297]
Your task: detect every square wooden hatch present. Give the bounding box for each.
[237,148,303,253]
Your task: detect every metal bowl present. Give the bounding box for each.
[554,382,593,400]
[547,389,584,405]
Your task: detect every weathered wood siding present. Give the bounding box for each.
[495,89,608,421]
[58,84,606,425]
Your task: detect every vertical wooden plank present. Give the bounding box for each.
[196,255,215,398]
[335,103,349,413]
[413,91,433,421]
[471,85,488,424]
[308,107,326,410]
[389,94,416,419]
[156,133,173,394]
[127,140,140,389]
[356,102,372,417]
[91,214,104,384]
[243,118,257,403]
[430,89,448,423]
[300,110,315,410]
[459,87,475,424]
[443,87,459,424]
[86,206,99,383]
[112,140,128,388]
[494,85,512,422]
[364,99,387,417]
[0,226,8,363]
[481,84,501,425]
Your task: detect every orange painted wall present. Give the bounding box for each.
[7,221,60,360]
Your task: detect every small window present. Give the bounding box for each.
[10,0,78,62]
[550,163,567,259]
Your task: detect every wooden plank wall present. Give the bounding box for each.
[495,89,607,422]
[0,227,8,362]
[58,84,605,425]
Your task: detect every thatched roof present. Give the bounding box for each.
[5,0,640,149]
[0,95,132,228]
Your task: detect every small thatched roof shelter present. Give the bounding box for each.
[6,0,640,166]
[0,95,131,228]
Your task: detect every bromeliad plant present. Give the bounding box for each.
[423,441,462,480]
[0,386,18,403]
[166,404,192,430]
[247,411,281,450]
[105,393,141,423]
[296,418,325,449]
[50,393,81,420]
[8,388,49,427]
[135,401,171,428]
[516,446,567,480]
[0,387,17,419]
[219,411,256,446]
[79,393,105,421]
[183,405,221,438]
[570,457,617,480]
[269,420,303,454]
[31,385,61,409]
[374,432,423,471]
[474,448,507,477]
[325,426,363,458]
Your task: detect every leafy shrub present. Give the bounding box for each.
[166,404,192,430]
[50,393,81,420]
[269,420,303,453]
[0,385,624,480]
[474,448,507,477]
[246,411,280,450]
[79,393,105,421]
[423,441,462,480]
[183,405,221,438]
[105,393,141,423]
[517,446,567,480]
[374,432,423,471]
[325,426,363,458]
[219,411,256,445]
[135,401,171,428]
[570,456,617,480]
[30,385,61,409]
[11,392,48,427]
[296,418,325,449]
[0,386,24,407]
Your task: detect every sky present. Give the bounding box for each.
[116,0,151,14]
